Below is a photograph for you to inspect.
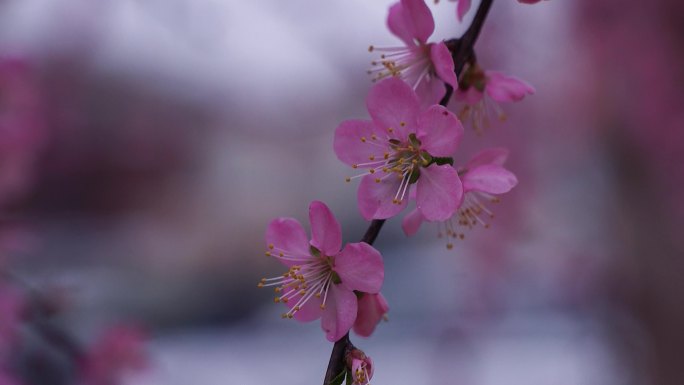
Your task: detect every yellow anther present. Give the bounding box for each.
[388,127,394,133]
[281,313,288,319]
[446,243,454,250]
[375,178,381,183]
[282,297,289,303]
[368,45,374,52]
[320,304,326,310]
[369,155,375,161]
[257,283,264,288]
[315,293,321,298]
[360,137,367,143]
[268,244,274,250]
[274,287,282,293]
[371,134,377,140]
[384,153,389,159]
[345,177,351,182]
[352,164,358,169]
[294,306,301,311]
[265,251,271,257]
[279,252,284,257]
[400,121,406,127]
[369,169,375,174]
[274,297,281,303]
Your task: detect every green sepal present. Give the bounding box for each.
[431,157,454,166]
[330,370,346,385]
[331,271,342,285]
[408,133,421,148]
[345,370,353,385]
[408,167,421,184]
[310,245,321,257]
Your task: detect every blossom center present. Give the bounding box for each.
[258,245,337,318]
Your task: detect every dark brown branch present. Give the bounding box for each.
[323,1,495,383]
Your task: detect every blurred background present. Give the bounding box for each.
[0,0,683,384]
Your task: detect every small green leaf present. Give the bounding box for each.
[345,369,353,385]
[330,370,346,385]
[310,245,321,257]
[408,167,421,184]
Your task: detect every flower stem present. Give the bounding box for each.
[323,1,495,383]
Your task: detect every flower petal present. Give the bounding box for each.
[415,75,447,108]
[387,2,415,46]
[309,201,342,256]
[358,174,408,220]
[465,147,509,169]
[335,242,384,294]
[285,292,323,323]
[265,218,310,266]
[321,285,357,342]
[462,165,518,194]
[400,0,435,44]
[457,0,472,21]
[485,71,535,103]
[417,105,463,157]
[401,208,425,236]
[353,293,389,338]
[454,85,484,105]
[430,43,457,88]
[416,165,462,221]
[387,0,435,46]
[366,78,420,139]
[334,119,388,167]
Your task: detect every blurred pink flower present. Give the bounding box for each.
[0,57,47,208]
[350,353,373,385]
[369,0,457,105]
[0,371,21,385]
[334,78,464,221]
[353,293,389,338]
[454,64,534,133]
[0,284,24,360]
[402,148,517,248]
[78,325,147,385]
[443,0,545,21]
[259,201,384,342]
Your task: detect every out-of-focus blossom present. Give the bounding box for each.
[439,0,546,21]
[369,0,457,106]
[259,201,384,342]
[0,370,21,385]
[78,325,147,385]
[0,284,24,360]
[353,293,389,338]
[347,350,374,385]
[0,57,46,208]
[334,78,464,221]
[454,64,534,133]
[402,148,517,249]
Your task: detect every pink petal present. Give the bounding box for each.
[387,2,415,47]
[485,71,535,103]
[462,165,518,194]
[416,165,463,221]
[387,0,435,46]
[265,218,310,266]
[321,285,358,342]
[465,147,510,169]
[335,242,384,294]
[430,43,457,88]
[519,0,543,3]
[334,119,388,167]
[457,0,472,21]
[415,75,447,108]
[454,85,484,105]
[358,174,408,220]
[353,293,389,338]
[309,201,342,256]
[285,292,323,323]
[401,208,425,236]
[417,105,463,157]
[400,0,435,44]
[366,78,420,139]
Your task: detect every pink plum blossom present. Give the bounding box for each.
[454,63,534,133]
[347,350,374,385]
[368,0,457,105]
[78,325,147,385]
[334,77,464,221]
[402,148,517,249]
[259,201,384,342]
[353,293,389,337]
[0,371,21,385]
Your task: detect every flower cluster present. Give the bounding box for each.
[258,0,543,382]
